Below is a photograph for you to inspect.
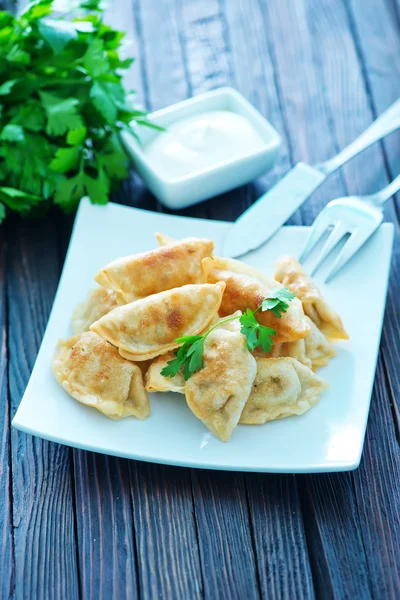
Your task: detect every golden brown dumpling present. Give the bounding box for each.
[185,318,257,441]
[52,332,150,419]
[303,317,336,370]
[155,232,176,246]
[90,282,225,362]
[240,357,327,425]
[274,256,348,340]
[95,236,214,304]
[253,317,335,371]
[72,287,119,334]
[202,256,309,343]
[145,354,185,393]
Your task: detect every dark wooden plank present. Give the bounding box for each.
[0,228,14,600]
[224,0,301,224]
[246,474,314,600]
[73,452,139,599]
[221,3,315,598]
[190,471,259,600]
[7,215,79,599]
[129,463,203,599]
[65,6,149,599]
[345,0,400,431]
[261,1,400,597]
[178,0,258,222]
[70,4,203,599]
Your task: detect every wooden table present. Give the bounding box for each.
[1,1,400,598]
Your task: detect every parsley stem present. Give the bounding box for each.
[202,314,241,340]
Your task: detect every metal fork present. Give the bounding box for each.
[299,175,400,282]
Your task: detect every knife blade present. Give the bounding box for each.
[222,163,325,258]
[222,97,400,259]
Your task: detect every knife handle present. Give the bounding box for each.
[316,98,400,175]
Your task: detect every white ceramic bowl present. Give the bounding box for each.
[121,87,281,210]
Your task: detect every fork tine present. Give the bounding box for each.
[324,222,382,283]
[310,220,348,276]
[299,213,331,263]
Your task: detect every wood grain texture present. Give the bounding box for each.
[246,474,314,600]
[0,1,399,598]
[129,463,203,599]
[73,452,139,599]
[0,230,14,599]
[191,471,259,600]
[346,0,400,431]
[6,216,79,600]
[261,1,400,597]
[220,3,314,597]
[67,7,152,597]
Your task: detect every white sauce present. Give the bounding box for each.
[143,110,266,181]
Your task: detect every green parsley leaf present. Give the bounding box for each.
[161,355,185,379]
[11,101,45,132]
[0,203,5,223]
[0,124,24,142]
[186,338,204,379]
[239,308,260,351]
[0,187,41,211]
[161,288,294,381]
[85,167,109,205]
[54,172,86,213]
[83,38,109,77]
[0,80,17,95]
[258,326,276,353]
[49,146,81,173]
[271,287,296,302]
[6,45,30,65]
[90,81,121,124]
[262,287,296,318]
[67,126,87,146]
[40,93,83,136]
[0,0,159,221]
[38,19,78,54]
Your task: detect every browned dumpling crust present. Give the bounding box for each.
[90,282,226,362]
[303,317,336,370]
[274,256,348,340]
[145,354,185,393]
[202,256,309,343]
[72,287,119,334]
[52,332,150,420]
[185,319,257,442]
[252,316,336,372]
[95,236,214,304]
[240,357,328,425]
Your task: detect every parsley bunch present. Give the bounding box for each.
[161,287,296,381]
[0,0,157,222]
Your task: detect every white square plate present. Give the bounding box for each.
[12,199,394,473]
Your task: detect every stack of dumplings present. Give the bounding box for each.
[52,234,348,442]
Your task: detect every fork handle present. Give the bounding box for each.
[315,98,400,175]
[366,174,400,205]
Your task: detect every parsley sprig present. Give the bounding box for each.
[161,287,295,381]
[0,0,160,222]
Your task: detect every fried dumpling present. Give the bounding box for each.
[72,287,119,334]
[155,232,176,246]
[274,256,348,340]
[252,317,335,371]
[303,316,336,370]
[185,318,257,441]
[95,236,214,304]
[202,256,309,343]
[52,331,150,419]
[240,357,327,425]
[145,354,185,393]
[91,282,225,362]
